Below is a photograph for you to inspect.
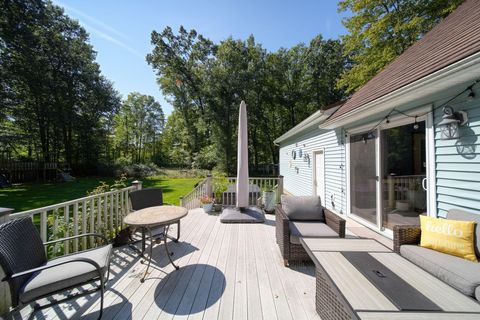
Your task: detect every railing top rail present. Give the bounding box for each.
[181,177,208,198]
[388,174,426,178]
[11,185,137,218]
[225,177,280,180]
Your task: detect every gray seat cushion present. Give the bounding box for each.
[447,209,480,258]
[281,195,324,221]
[289,221,338,244]
[20,244,112,303]
[400,245,480,298]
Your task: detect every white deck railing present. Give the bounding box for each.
[9,183,140,256]
[385,174,426,207]
[179,177,210,210]
[180,175,283,209]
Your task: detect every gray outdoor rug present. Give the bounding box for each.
[220,207,265,223]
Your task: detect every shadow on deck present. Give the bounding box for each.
[8,209,391,320]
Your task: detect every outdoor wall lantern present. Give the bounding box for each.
[438,105,468,140]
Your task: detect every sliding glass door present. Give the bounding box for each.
[350,132,377,225]
[349,119,428,231]
[381,122,426,229]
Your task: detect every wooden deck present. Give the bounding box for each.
[9,209,391,320]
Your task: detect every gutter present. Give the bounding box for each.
[320,51,480,129]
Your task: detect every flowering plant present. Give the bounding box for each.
[199,195,215,204]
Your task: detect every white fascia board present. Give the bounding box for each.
[320,52,480,130]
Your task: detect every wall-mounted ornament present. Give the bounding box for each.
[304,153,311,166]
[291,149,296,160]
[295,166,299,174]
[298,148,303,158]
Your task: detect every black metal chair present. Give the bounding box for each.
[129,188,180,244]
[0,217,111,319]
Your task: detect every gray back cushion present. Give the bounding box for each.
[281,195,324,221]
[447,209,480,258]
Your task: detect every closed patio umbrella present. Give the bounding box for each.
[219,100,264,223]
[236,100,249,208]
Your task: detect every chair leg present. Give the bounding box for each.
[176,220,180,242]
[98,276,105,320]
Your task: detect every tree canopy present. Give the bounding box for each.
[337,0,463,94]
[0,0,463,176]
[148,29,347,173]
[0,0,121,171]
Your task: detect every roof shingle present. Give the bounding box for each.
[331,0,480,120]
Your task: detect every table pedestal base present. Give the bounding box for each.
[129,225,180,282]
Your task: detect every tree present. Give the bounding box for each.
[113,93,164,164]
[148,27,347,173]
[337,0,463,94]
[0,0,120,171]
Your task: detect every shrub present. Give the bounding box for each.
[116,162,160,179]
[193,144,217,170]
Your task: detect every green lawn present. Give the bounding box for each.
[0,176,200,212]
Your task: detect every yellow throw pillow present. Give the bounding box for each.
[420,216,477,262]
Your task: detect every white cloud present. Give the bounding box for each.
[56,1,129,41]
[55,1,144,59]
[82,22,144,59]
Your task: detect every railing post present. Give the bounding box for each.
[132,180,143,190]
[0,208,13,315]
[206,174,213,197]
[179,196,185,208]
[388,175,395,209]
[277,175,284,203]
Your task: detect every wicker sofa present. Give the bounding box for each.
[276,195,346,266]
[394,209,480,302]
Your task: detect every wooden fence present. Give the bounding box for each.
[0,161,58,183]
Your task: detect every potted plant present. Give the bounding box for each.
[212,172,229,210]
[199,195,215,213]
[262,185,276,213]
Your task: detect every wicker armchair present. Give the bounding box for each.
[393,224,422,254]
[0,217,111,319]
[276,203,346,266]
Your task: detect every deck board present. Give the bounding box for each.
[9,209,333,320]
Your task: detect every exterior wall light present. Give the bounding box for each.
[438,105,468,140]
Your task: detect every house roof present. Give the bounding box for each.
[274,101,343,144]
[329,0,480,122]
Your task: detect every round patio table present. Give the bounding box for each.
[124,205,188,282]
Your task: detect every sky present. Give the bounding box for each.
[52,0,349,115]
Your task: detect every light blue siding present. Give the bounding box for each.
[434,88,480,217]
[277,84,480,221]
[278,128,347,214]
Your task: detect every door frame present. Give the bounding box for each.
[345,104,436,238]
[312,149,325,204]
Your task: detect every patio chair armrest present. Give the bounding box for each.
[44,233,109,246]
[5,257,102,282]
[275,204,289,221]
[324,208,346,238]
[393,224,421,254]
[275,205,290,256]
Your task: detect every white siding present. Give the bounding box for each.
[279,128,346,214]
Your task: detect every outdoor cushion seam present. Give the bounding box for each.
[404,246,480,285]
